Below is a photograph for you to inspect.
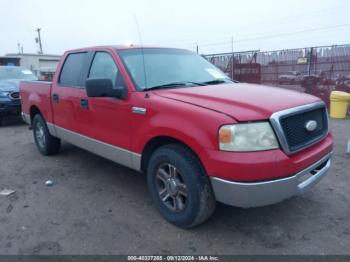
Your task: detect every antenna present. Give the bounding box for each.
[134,16,148,89]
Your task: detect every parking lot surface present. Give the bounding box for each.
[0,117,349,255]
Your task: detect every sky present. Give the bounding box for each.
[0,0,349,56]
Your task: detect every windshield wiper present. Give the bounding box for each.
[143,81,205,91]
[201,79,235,85]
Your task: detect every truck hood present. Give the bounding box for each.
[154,83,320,121]
[0,79,20,92]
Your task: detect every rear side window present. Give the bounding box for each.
[88,52,118,85]
[59,52,87,86]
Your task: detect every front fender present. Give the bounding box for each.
[132,95,235,158]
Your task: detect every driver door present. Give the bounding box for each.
[77,51,132,151]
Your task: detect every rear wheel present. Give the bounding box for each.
[32,114,61,155]
[147,144,216,228]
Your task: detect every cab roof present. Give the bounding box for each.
[65,45,190,53]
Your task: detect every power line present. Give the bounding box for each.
[198,23,350,48]
[153,3,350,46]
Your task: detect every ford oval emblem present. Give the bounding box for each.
[305,120,318,132]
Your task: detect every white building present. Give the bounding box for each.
[4,53,61,80]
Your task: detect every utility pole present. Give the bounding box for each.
[35,28,43,54]
[231,36,234,79]
[308,47,313,77]
[231,36,234,54]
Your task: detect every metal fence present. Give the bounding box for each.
[204,44,350,104]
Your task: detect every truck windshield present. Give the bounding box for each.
[0,66,38,81]
[118,48,232,90]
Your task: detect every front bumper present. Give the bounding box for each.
[210,152,332,208]
[0,99,21,116]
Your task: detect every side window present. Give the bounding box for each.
[89,52,118,86]
[59,52,87,87]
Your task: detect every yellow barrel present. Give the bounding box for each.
[330,91,350,119]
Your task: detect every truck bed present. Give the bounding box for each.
[20,80,54,124]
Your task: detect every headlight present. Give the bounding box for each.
[0,91,10,97]
[219,122,279,151]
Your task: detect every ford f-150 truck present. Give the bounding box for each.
[20,46,333,228]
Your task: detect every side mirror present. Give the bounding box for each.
[86,78,127,99]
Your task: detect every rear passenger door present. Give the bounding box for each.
[51,52,90,133]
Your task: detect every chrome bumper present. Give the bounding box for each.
[210,152,332,208]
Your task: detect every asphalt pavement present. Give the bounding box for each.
[0,116,349,255]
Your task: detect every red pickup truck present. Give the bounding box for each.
[20,46,333,228]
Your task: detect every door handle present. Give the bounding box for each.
[80,98,89,109]
[52,93,59,103]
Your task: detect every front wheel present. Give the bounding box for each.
[32,114,61,155]
[147,144,216,228]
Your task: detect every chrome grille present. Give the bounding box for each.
[270,102,328,155]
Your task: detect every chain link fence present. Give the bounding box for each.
[205,44,350,104]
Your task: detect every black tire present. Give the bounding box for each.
[32,114,61,155]
[0,117,3,126]
[147,144,216,228]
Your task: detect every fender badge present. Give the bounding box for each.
[132,107,147,115]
